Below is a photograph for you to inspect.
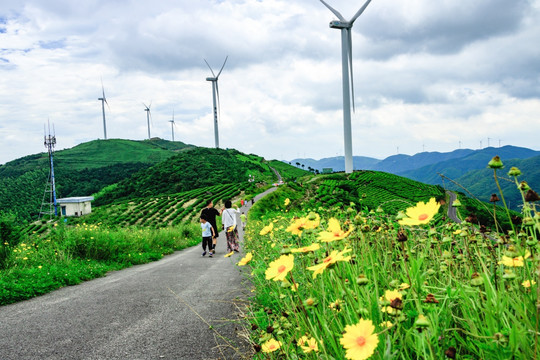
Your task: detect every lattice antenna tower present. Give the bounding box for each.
[39,121,58,220]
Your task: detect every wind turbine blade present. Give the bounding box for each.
[204,59,216,77]
[319,0,345,21]
[143,102,148,110]
[347,28,355,113]
[216,55,228,78]
[350,0,372,24]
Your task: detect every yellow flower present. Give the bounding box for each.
[224,251,234,258]
[259,223,274,235]
[340,319,379,360]
[307,248,351,279]
[498,251,531,267]
[237,252,252,266]
[382,290,402,303]
[380,321,393,328]
[318,218,353,242]
[286,214,320,236]
[297,336,319,353]
[261,338,281,353]
[329,299,343,312]
[290,243,320,253]
[265,254,294,281]
[522,280,536,288]
[398,283,410,291]
[398,198,440,226]
[284,198,290,206]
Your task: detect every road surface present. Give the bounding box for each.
[0,188,276,360]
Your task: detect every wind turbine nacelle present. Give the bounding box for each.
[329,20,349,29]
[206,77,217,81]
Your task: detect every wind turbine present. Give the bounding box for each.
[143,102,152,139]
[169,110,176,142]
[319,0,373,174]
[98,81,110,139]
[204,56,228,148]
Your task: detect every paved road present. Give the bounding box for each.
[446,190,462,223]
[0,188,276,360]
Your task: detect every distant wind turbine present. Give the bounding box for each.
[319,0,373,174]
[98,80,110,139]
[204,56,228,148]
[169,110,176,142]
[143,102,152,139]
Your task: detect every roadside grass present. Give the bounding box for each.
[240,169,539,359]
[0,222,199,305]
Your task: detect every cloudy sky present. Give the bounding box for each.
[1,0,539,165]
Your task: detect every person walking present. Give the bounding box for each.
[200,214,216,257]
[240,212,247,231]
[221,200,240,253]
[201,200,220,255]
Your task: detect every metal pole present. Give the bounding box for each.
[101,100,107,140]
[341,29,353,173]
[146,110,151,139]
[212,81,219,148]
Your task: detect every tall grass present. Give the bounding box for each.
[241,167,539,359]
[0,221,199,305]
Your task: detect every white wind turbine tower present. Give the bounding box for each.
[320,0,373,174]
[143,102,152,139]
[98,81,110,139]
[204,56,228,148]
[169,110,176,142]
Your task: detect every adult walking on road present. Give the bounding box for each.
[221,200,240,253]
[201,200,220,255]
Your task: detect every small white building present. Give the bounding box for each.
[57,196,94,217]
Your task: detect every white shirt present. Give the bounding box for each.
[222,208,239,229]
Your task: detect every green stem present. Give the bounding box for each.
[493,169,516,234]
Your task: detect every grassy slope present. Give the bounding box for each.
[0,139,192,221]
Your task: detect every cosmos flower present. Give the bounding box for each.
[284,198,290,206]
[237,252,252,266]
[286,213,320,236]
[224,251,234,258]
[498,251,531,267]
[522,280,536,288]
[318,218,353,242]
[261,338,281,353]
[265,254,294,281]
[290,243,320,253]
[259,223,274,235]
[307,248,351,279]
[340,319,379,360]
[297,336,319,353]
[398,198,440,226]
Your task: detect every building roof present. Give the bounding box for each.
[56,196,94,204]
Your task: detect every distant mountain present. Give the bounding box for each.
[290,146,539,177]
[448,155,540,211]
[0,138,193,220]
[400,146,540,185]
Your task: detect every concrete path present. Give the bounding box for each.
[0,187,276,360]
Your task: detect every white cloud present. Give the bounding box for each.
[1,0,539,166]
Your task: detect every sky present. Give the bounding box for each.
[1,0,539,166]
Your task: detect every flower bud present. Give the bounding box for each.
[525,189,540,202]
[488,156,504,169]
[508,167,521,177]
[519,181,531,192]
[397,230,408,242]
[414,314,430,327]
[489,194,500,202]
[445,346,457,359]
[356,274,369,285]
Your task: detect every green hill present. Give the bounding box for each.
[0,139,193,221]
[93,147,281,206]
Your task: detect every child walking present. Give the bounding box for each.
[200,214,216,257]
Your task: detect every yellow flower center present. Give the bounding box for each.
[356,336,366,346]
[418,213,428,221]
[278,265,287,273]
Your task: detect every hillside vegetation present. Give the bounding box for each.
[0,139,192,221]
[93,147,280,206]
